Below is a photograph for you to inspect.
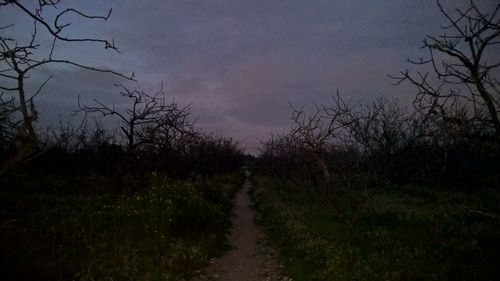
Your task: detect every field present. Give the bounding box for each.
[0,172,243,281]
[252,176,500,281]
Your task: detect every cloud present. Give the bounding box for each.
[6,0,488,153]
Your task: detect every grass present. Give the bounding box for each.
[0,172,243,281]
[252,176,500,281]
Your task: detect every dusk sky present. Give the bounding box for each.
[1,0,488,153]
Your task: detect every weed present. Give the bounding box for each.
[0,172,243,280]
[253,176,500,281]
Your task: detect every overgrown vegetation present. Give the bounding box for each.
[252,176,500,281]
[0,172,243,281]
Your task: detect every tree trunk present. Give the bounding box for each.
[314,155,331,190]
[474,77,500,136]
[17,76,38,145]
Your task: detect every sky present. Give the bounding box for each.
[1,0,492,153]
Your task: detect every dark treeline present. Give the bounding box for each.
[257,95,500,193]
[1,94,245,193]
[0,0,245,191]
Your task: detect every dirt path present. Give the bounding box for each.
[195,174,285,281]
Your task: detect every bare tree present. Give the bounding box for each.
[348,98,424,155]
[35,117,114,154]
[149,102,196,156]
[0,0,134,157]
[290,92,353,188]
[76,84,192,153]
[258,133,303,184]
[391,0,500,136]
